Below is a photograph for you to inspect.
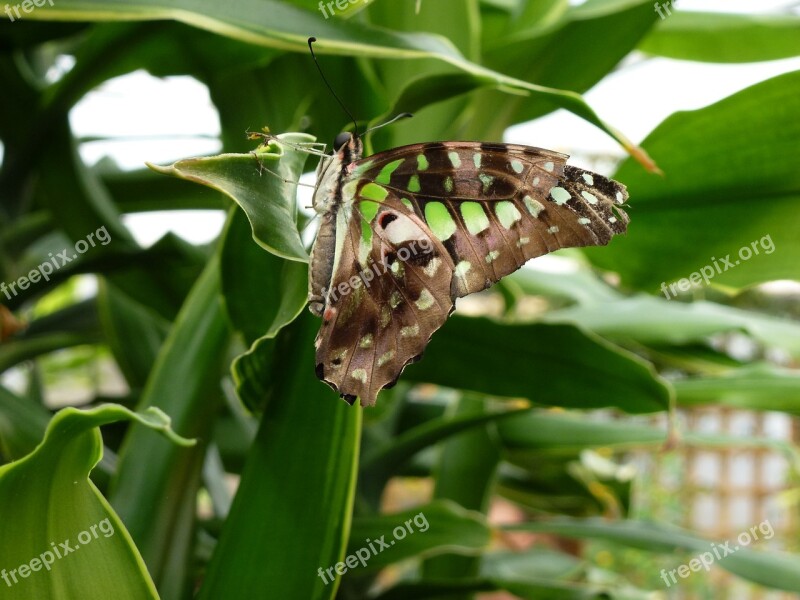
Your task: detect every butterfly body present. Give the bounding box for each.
[309,135,629,406]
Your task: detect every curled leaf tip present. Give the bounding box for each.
[626,144,663,176]
[141,407,197,447]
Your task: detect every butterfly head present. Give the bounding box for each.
[311,133,363,214]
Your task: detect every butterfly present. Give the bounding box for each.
[306,133,629,407]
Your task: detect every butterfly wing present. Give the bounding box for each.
[314,141,629,406]
[348,142,629,297]
[313,191,455,406]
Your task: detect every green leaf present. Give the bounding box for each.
[423,396,500,581]
[348,500,489,571]
[544,296,800,359]
[220,206,308,344]
[588,70,800,290]
[675,364,800,413]
[640,12,800,63]
[404,317,672,413]
[97,282,170,390]
[0,404,193,599]
[509,518,800,593]
[498,410,665,454]
[199,312,361,599]
[149,133,313,262]
[109,254,229,595]
[0,384,50,462]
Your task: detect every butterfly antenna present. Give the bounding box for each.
[362,112,414,137]
[308,37,359,136]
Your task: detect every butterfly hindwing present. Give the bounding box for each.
[313,189,455,405]
[310,137,629,406]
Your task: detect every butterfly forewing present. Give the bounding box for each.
[352,142,629,298]
[310,138,630,406]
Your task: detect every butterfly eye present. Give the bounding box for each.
[333,132,351,151]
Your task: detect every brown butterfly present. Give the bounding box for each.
[306,132,629,406]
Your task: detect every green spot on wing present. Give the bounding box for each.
[495,201,522,229]
[361,182,389,201]
[460,202,490,235]
[351,159,375,177]
[408,175,421,193]
[550,186,571,205]
[417,154,429,171]
[359,200,380,244]
[425,201,457,241]
[376,159,404,185]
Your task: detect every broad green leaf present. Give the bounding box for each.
[221,208,308,343]
[544,296,800,359]
[110,254,229,596]
[588,70,800,290]
[149,133,312,262]
[96,282,170,390]
[508,267,624,306]
[199,312,361,599]
[498,411,665,454]
[218,138,310,343]
[0,384,50,462]
[509,518,800,593]
[404,317,671,413]
[675,364,800,413]
[497,410,800,464]
[640,12,800,63]
[375,575,651,600]
[423,396,500,581]
[348,500,489,571]
[231,334,278,413]
[0,404,193,600]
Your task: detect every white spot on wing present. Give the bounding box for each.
[415,289,435,310]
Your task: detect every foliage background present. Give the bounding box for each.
[1,0,799,598]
